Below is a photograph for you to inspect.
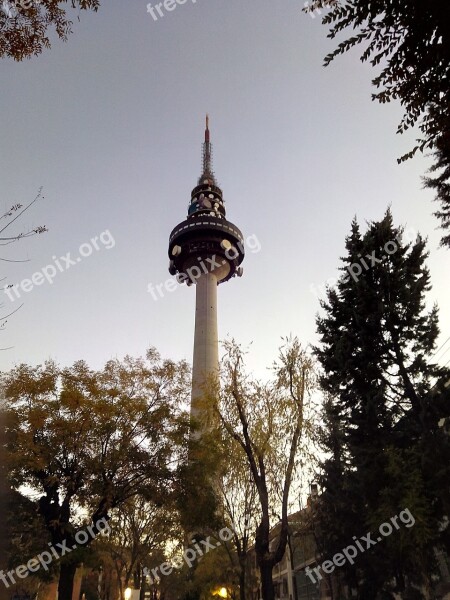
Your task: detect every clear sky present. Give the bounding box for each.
[1,0,449,377]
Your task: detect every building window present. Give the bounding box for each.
[295,571,319,600]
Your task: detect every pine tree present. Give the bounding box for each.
[314,211,450,598]
[424,118,450,248]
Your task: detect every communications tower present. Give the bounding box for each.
[168,116,245,433]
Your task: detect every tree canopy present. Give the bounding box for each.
[424,116,450,248]
[0,0,99,60]
[314,210,450,598]
[209,338,319,600]
[307,0,450,245]
[3,348,190,600]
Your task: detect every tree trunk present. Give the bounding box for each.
[0,412,8,600]
[58,562,78,600]
[286,533,298,600]
[259,561,275,600]
[139,568,146,600]
[239,566,246,600]
[118,575,124,600]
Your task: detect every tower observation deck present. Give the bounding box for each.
[168,116,245,433]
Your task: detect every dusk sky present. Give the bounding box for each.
[1,0,449,376]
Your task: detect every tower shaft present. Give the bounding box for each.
[191,272,219,436]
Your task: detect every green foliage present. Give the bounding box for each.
[307,0,450,155]
[424,117,450,248]
[0,0,100,60]
[306,0,450,244]
[314,211,450,597]
[5,489,55,582]
[175,434,223,535]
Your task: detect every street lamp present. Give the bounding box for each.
[125,588,132,600]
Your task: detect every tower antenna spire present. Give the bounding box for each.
[201,113,214,183]
[205,114,210,142]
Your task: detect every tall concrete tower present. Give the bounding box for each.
[168,116,245,434]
